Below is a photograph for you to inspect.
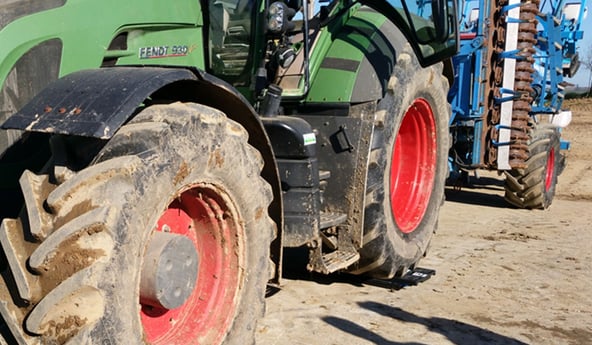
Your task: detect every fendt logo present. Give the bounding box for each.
[139,45,191,59]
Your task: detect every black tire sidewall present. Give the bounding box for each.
[87,103,272,344]
[380,58,449,262]
[356,50,449,278]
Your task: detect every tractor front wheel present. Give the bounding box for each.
[0,102,274,345]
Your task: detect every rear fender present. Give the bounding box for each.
[308,7,406,103]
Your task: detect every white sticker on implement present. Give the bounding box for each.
[303,133,316,146]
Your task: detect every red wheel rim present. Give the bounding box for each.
[141,185,243,345]
[545,147,555,192]
[390,98,437,234]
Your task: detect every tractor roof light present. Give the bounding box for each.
[267,1,295,34]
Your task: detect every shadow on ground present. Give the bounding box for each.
[322,301,528,345]
[444,176,510,208]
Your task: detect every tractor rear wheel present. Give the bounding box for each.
[348,47,450,279]
[0,102,274,345]
[504,126,562,209]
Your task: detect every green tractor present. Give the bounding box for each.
[0,0,457,344]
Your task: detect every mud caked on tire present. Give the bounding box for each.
[0,103,274,345]
[504,126,562,209]
[348,47,450,279]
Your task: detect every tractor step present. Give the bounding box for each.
[365,267,436,291]
[308,212,356,274]
[320,212,347,230]
[313,250,360,275]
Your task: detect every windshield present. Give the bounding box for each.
[207,0,254,83]
[360,0,458,66]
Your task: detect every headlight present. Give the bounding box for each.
[267,1,295,34]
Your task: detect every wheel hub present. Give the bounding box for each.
[140,231,199,310]
[140,186,243,345]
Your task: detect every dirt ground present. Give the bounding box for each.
[256,98,592,345]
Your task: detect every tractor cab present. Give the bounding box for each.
[207,0,255,79]
[205,0,458,104]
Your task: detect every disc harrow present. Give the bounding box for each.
[486,0,540,169]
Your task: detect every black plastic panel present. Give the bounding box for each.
[277,158,319,188]
[262,116,316,158]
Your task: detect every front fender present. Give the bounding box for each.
[2,67,199,138]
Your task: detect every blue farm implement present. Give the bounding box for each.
[448,0,587,208]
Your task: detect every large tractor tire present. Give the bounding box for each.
[504,126,562,209]
[0,102,274,345]
[348,46,450,279]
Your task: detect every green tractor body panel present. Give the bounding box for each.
[307,9,388,103]
[0,1,204,79]
[0,0,206,145]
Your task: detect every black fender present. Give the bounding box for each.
[2,67,197,138]
[1,66,284,282]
